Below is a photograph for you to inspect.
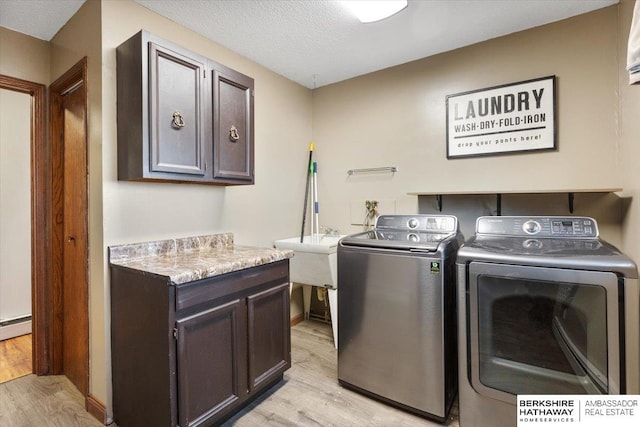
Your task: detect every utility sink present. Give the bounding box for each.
[274,234,344,348]
[274,235,342,286]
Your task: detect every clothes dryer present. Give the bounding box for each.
[456,216,639,427]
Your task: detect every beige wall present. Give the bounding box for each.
[100,0,312,417]
[618,0,640,393]
[0,0,312,415]
[619,0,640,267]
[0,27,50,84]
[101,0,312,249]
[312,6,627,245]
[3,0,639,420]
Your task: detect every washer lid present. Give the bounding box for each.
[340,215,460,251]
[340,229,458,251]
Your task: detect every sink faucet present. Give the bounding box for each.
[321,226,340,237]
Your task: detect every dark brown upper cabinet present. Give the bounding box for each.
[212,63,254,184]
[116,30,254,185]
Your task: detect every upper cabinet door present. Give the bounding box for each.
[149,42,206,176]
[211,63,255,183]
[117,30,254,185]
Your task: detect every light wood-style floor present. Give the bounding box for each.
[0,321,459,426]
[224,321,459,426]
[0,334,32,383]
[0,374,105,427]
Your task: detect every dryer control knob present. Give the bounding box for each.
[523,220,541,235]
[407,218,419,229]
[523,239,543,249]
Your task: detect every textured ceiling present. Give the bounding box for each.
[1,0,619,88]
[0,0,85,40]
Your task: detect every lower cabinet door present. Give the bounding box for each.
[247,282,291,392]
[176,298,247,427]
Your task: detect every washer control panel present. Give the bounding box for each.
[476,216,598,238]
[375,214,458,233]
[522,220,542,235]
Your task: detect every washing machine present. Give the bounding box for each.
[338,215,463,421]
[456,216,639,427]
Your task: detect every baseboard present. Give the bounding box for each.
[0,319,32,341]
[290,313,304,326]
[86,394,107,425]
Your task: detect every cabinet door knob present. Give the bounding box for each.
[67,235,76,243]
[229,125,239,142]
[171,111,185,128]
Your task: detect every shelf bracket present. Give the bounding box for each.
[496,194,502,216]
[436,195,443,212]
[568,192,575,214]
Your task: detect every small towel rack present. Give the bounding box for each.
[347,166,397,176]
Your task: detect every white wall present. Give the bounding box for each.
[0,88,32,335]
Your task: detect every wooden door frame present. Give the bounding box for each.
[0,74,47,375]
[1,57,90,394]
[48,57,89,387]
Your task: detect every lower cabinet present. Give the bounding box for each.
[111,260,291,427]
[176,298,246,426]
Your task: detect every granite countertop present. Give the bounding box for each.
[108,233,293,284]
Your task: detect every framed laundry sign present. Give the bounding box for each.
[446,75,556,158]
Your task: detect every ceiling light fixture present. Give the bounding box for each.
[339,0,408,23]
